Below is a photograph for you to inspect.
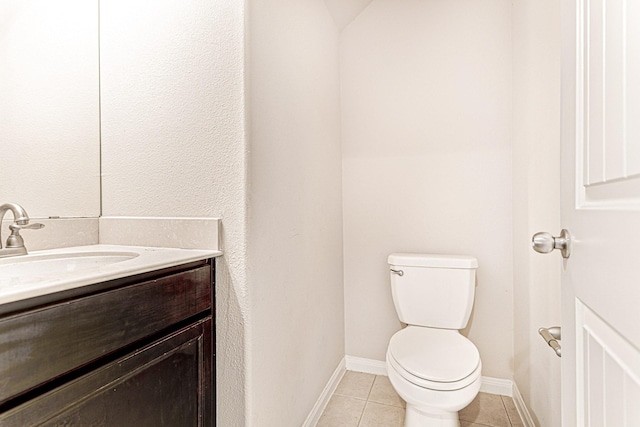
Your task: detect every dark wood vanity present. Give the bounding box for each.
[0,259,215,426]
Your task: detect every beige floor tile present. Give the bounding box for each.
[317,395,366,427]
[501,396,524,426]
[317,372,527,427]
[358,402,405,427]
[368,375,406,408]
[334,371,376,400]
[459,392,511,427]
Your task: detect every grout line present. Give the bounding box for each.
[460,418,495,427]
[366,400,404,409]
[460,420,495,427]
[355,400,368,427]
[364,375,376,400]
[503,394,526,426]
[332,393,368,401]
[499,395,514,427]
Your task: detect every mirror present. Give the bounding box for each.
[0,0,100,219]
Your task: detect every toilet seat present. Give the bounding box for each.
[387,326,481,391]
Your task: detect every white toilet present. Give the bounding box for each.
[386,253,481,427]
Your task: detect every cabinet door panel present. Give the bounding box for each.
[0,317,212,427]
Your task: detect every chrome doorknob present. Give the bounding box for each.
[532,229,571,259]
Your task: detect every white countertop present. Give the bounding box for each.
[0,244,222,307]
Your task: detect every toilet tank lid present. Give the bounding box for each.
[388,253,478,269]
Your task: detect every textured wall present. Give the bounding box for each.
[512,0,562,425]
[247,0,344,424]
[341,0,514,380]
[0,0,100,218]
[99,1,248,425]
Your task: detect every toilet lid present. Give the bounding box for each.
[388,327,480,383]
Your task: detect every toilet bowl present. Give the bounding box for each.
[386,253,481,427]
[386,326,482,426]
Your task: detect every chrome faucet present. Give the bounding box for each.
[0,203,44,258]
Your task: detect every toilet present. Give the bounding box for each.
[386,253,481,427]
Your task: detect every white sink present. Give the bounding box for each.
[0,251,139,278]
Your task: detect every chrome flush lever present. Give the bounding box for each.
[532,229,571,259]
[390,269,404,276]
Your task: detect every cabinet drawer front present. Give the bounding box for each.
[0,265,211,404]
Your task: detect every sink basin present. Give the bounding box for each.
[0,251,139,278]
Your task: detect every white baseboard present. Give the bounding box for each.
[344,355,387,376]
[480,376,513,397]
[344,356,514,397]
[512,382,536,427]
[301,358,346,427]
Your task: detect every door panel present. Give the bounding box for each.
[576,301,640,425]
[578,0,640,206]
[562,0,640,425]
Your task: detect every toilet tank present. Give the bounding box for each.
[388,253,478,329]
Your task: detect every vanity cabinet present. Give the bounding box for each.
[0,260,215,426]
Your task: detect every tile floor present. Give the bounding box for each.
[317,371,524,427]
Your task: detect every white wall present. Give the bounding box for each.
[101,1,344,425]
[341,0,514,380]
[99,1,248,425]
[512,0,562,425]
[247,0,344,424]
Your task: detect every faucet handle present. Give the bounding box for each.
[6,222,44,249]
[10,222,45,231]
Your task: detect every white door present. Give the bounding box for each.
[560,0,640,425]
